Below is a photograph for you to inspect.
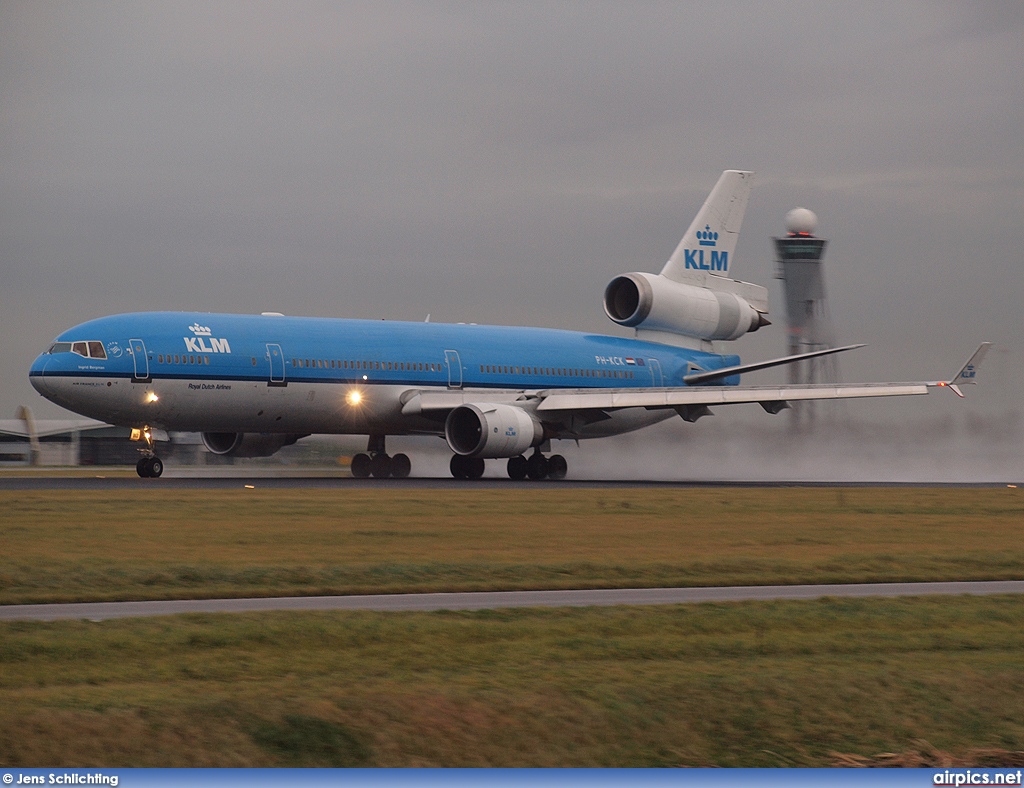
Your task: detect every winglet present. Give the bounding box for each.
[932,342,992,397]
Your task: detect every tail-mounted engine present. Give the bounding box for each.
[604,272,769,344]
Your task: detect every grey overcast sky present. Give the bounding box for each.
[3,1,1023,424]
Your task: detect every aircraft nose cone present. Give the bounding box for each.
[29,355,51,397]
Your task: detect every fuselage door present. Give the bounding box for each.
[648,358,663,387]
[266,343,286,386]
[129,339,150,381]
[444,350,463,389]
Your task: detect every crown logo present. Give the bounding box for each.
[189,323,212,336]
[697,225,718,247]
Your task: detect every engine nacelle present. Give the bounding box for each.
[604,272,767,342]
[201,432,303,458]
[445,403,543,459]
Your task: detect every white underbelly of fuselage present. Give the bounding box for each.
[41,374,674,439]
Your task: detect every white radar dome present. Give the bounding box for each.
[785,207,818,235]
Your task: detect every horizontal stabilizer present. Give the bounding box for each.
[683,344,865,385]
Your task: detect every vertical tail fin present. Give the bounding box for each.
[660,170,754,283]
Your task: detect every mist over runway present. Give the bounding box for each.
[5,407,1020,488]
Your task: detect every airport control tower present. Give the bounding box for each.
[774,208,839,424]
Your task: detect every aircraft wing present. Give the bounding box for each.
[402,344,991,418]
[535,382,929,413]
[539,343,991,415]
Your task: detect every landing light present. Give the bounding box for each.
[145,391,159,403]
[346,389,363,407]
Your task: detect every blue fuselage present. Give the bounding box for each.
[29,312,740,438]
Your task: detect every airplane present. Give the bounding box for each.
[28,170,990,480]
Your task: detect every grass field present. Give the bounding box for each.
[2,487,1023,604]
[2,486,1023,766]
[2,597,1023,766]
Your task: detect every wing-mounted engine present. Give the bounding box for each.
[445,403,543,459]
[603,271,769,344]
[201,432,305,458]
[603,169,769,348]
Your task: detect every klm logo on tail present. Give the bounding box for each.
[684,227,728,271]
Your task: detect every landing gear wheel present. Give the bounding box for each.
[451,455,485,480]
[527,453,549,480]
[547,454,567,480]
[351,453,372,478]
[370,453,393,478]
[137,457,163,478]
[465,457,485,480]
[390,453,411,479]
[507,455,528,480]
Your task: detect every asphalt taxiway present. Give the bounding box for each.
[3,581,1023,621]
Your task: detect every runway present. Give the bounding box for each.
[0,472,1011,491]
[3,580,1023,621]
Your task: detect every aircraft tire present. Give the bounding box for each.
[526,453,549,481]
[450,454,468,479]
[466,457,485,480]
[136,458,151,478]
[507,455,528,480]
[547,454,567,480]
[351,453,372,478]
[391,453,411,479]
[370,453,393,478]
[148,457,164,478]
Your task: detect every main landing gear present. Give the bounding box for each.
[350,435,411,479]
[451,450,568,481]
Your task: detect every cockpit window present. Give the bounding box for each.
[53,341,108,359]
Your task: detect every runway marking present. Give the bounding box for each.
[3,581,1023,621]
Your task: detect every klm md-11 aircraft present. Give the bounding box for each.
[29,171,989,479]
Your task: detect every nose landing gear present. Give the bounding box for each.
[133,426,164,478]
[136,456,164,478]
